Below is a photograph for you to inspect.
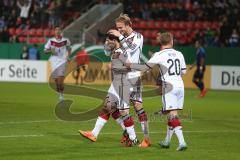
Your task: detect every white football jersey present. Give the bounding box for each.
[148,48,187,86]
[44,37,71,60]
[120,31,143,79]
[44,37,71,70]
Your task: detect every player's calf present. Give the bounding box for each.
[167,112,187,150]
[120,111,138,146]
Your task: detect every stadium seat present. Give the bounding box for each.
[18,36,27,43]
[38,37,46,44]
[132,22,140,29]
[139,21,148,29]
[202,21,211,29]
[186,22,194,30]
[29,29,36,36]
[8,28,16,35]
[15,28,23,35]
[147,20,155,29]
[150,30,158,39]
[162,21,170,29]
[211,22,219,30]
[173,30,183,39]
[29,37,38,44]
[154,21,161,29]
[170,21,178,30]
[178,21,187,30]
[194,21,203,30]
[36,29,43,36]
[43,29,51,37]
[50,29,55,36]
[142,30,151,38]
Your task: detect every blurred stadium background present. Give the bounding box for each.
[0,0,240,160]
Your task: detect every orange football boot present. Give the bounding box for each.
[79,130,97,142]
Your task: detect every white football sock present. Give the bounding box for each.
[115,118,126,131]
[91,117,107,138]
[140,121,149,138]
[165,126,174,143]
[174,126,186,145]
[126,125,137,141]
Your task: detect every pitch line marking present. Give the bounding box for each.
[0,130,239,138]
[0,120,59,125]
[0,134,44,138]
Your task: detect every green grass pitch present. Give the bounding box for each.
[0,82,240,160]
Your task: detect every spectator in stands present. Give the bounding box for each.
[228,29,239,47]
[210,32,220,47]
[140,4,150,20]
[48,1,62,28]
[0,16,6,29]
[17,0,32,27]
[195,30,205,45]
[219,16,232,46]
[7,9,18,28]
[28,44,40,60]
[0,26,10,42]
[204,28,215,46]
[20,45,28,59]
[9,35,20,43]
[30,3,42,27]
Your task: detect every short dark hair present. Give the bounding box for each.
[106,34,119,42]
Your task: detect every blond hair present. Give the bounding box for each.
[115,13,132,26]
[159,32,173,46]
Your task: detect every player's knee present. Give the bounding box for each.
[167,114,181,129]
[111,109,120,120]
[122,114,134,127]
[99,112,110,121]
[133,101,142,111]
[136,108,148,122]
[119,109,129,116]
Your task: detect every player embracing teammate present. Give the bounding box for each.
[126,32,188,151]
[79,14,150,148]
[79,14,187,151]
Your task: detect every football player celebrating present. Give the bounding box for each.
[108,13,150,148]
[79,32,139,146]
[126,32,188,151]
[44,26,71,101]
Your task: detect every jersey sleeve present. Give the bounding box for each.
[180,53,187,75]
[119,32,143,53]
[147,52,162,67]
[44,39,51,50]
[67,38,71,47]
[130,52,160,72]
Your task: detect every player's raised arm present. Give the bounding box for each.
[108,14,143,54]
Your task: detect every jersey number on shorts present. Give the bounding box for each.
[167,59,180,76]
